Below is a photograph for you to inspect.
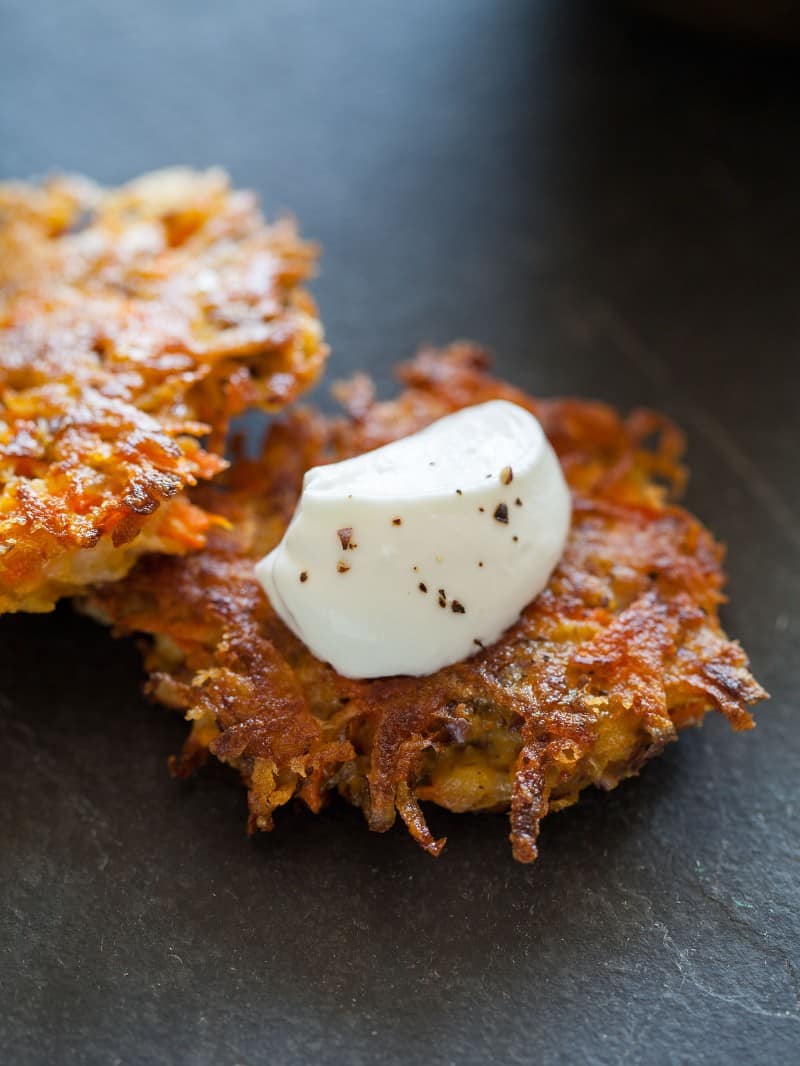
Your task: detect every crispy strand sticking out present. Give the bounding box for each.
[87,344,767,861]
[0,167,326,612]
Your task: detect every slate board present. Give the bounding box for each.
[1,2,798,1063]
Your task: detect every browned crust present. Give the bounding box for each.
[87,344,767,861]
[0,167,326,612]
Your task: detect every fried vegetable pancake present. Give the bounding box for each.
[87,344,766,861]
[0,167,326,612]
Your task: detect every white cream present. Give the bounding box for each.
[256,400,571,678]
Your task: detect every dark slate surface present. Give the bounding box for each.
[1,2,798,1063]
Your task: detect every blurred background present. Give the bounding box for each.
[3,0,797,515]
[1,3,798,1065]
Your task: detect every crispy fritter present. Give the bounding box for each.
[0,167,326,612]
[87,344,767,861]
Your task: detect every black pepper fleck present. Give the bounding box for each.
[512,535,519,542]
[479,506,485,513]
[494,503,509,523]
[392,517,402,526]
[419,582,427,593]
[451,600,466,614]
[501,466,513,485]
[337,527,353,550]
[336,561,350,573]
[438,589,447,608]
[456,489,462,495]
[299,571,308,583]
[478,561,484,567]
[515,497,522,507]
[473,638,484,648]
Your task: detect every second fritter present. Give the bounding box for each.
[0,167,326,612]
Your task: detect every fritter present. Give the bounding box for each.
[0,167,326,612]
[87,344,767,862]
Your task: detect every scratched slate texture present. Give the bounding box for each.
[0,2,798,1064]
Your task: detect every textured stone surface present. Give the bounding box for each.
[1,2,797,1063]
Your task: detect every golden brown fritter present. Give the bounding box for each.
[87,344,767,862]
[0,167,326,612]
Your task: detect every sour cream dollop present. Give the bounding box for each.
[256,400,571,678]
